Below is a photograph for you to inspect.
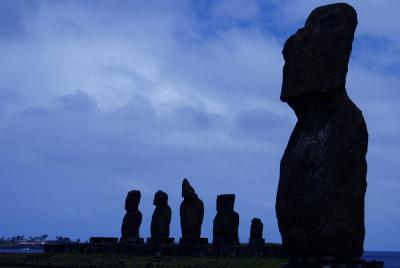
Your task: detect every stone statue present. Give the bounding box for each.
[276,3,368,259]
[249,218,265,248]
[212,194,239,246]
[121,190,143,244]
[148,190,173,244]
[179,178,207,245]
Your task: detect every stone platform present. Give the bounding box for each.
[146,237,174,245]
[179,237,208,245]
[43,241,287,258]
[119,237,144,245]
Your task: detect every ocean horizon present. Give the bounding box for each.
[364,251,400,268]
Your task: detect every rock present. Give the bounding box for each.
[249,218,265,248]
[276,3,368,259]
[180,178,205,241]
[213,194,239,246]
[121,190,143,244]
[150,190,172,239]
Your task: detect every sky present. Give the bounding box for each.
[0,0,399,251]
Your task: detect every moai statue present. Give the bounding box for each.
[249,218,265,248]
[179,178,208,245]
[147,190,173,244]
[276,3,368,260]
[212,194,239,246]
[120,190,144,244]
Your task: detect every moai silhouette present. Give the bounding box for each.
[249,218,265,248]
[179,178,208,245]
[147,190,173,245]
[121,190,144,244]
[212,194,239,247]
[276,3,368,259]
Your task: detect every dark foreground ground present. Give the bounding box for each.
[0,253,287,268]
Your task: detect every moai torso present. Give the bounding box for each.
[213,194,239,246]
[249,218,264,246]
[180,178,204,239]
[151,190,172,238]
[121,190,142,240]
[275,3,367,259]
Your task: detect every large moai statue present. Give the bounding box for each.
[276,3,368,259]
[212,194,239,246]
[148,190,173,244]
[121,190,144,244]
[249,218,265,248]
[179,178,208,245]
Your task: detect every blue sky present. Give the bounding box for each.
[0,0,399,251]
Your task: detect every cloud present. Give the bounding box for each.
[58,90,97,112]
[212,0,260,22]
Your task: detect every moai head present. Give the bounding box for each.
[125,190,141,212]
[281,3,357,103]
[182,178,198,200]
[216,194,235,213]
[251,218,263,228]
[153,190,168,207]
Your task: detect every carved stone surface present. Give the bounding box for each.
[121,190,143,243]
[180,178,204,240]
[212,194,239,246]
[150,190,172,239]
[249,218,265,247]
[276,3,368,259]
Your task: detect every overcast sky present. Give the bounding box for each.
[0,0,399,251]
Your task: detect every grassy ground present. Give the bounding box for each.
[0,253,287,268]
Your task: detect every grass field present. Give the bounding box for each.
[0,253,287,268]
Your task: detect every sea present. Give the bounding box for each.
[364,251,400,268]
[0,248,398,267]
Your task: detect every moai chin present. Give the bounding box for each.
[121,190,143,244]
[212,194,239,246]
[249,218,265,248]
[179,178,208,245]
[276,3,368,259]
[148,190,173,244]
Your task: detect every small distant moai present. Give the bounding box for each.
[249,218,265,248]
[148,190,173,244]
[120,190,144,244]
[276,3,368,260]
[212,194,239,246]
[179,178,208,245]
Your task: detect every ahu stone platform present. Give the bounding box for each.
[43,237,283,258]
